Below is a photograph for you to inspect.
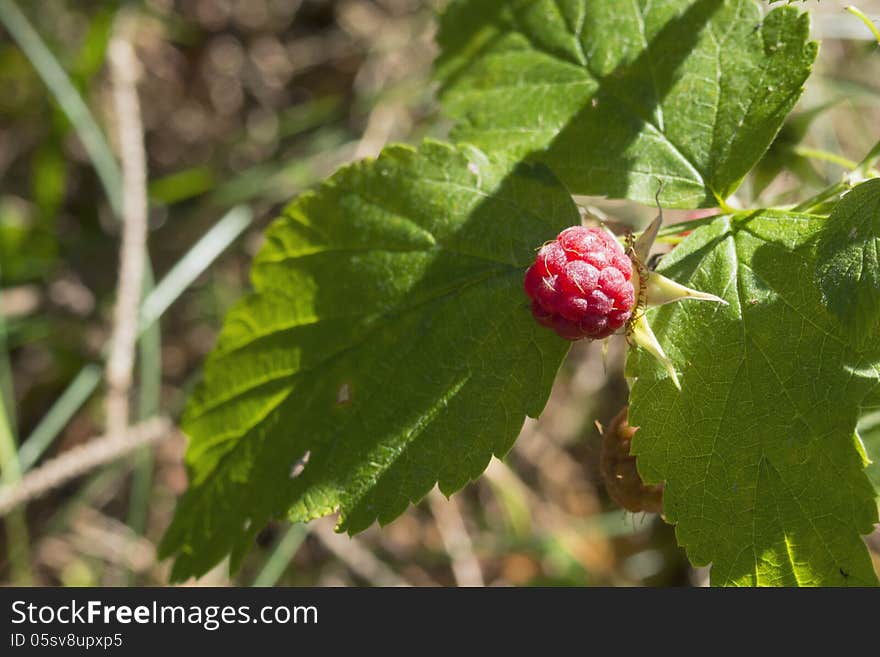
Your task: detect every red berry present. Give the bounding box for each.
[611,252,633,280]
[598,267,626,297]
[586,289,613,315]
[579,312,609,336]
[559,260,599,295]
[558,226,601,257]
[551,315,584,341]
[607,309,631,331]
[535,242,567,276]
[557,296,591,322]
[525,226,635,341]
[616,285,635,311]
[530,300,555,328]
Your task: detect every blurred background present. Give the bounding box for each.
[1,0,879,587]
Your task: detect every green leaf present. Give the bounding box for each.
[160,141,575,580]
[628,210,880,586]
[816,179,880,348]
[858,354,880,497]
[857,411,880,496]
[437,0,816,208]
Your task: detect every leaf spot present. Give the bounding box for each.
[336,382,353,405]
[290,451,310,479]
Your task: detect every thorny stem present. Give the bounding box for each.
[0,418,173,516]
[105,29,148,437]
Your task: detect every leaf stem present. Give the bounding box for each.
[792,182,850,213]
[786,141,880,215]
[855,139,880,177]
[847,6,880,46]
[793,146,859,170]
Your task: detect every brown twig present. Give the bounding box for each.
[105,26,148,436]
[0,417,173,516]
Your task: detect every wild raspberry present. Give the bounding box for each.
[524,226,635,341]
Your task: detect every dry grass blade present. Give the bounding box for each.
[312,518,410,587]
[427,489,484,587]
